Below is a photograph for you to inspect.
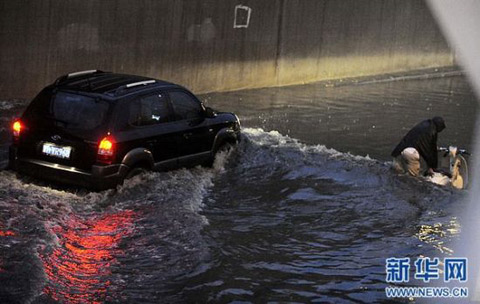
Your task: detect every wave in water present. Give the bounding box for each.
[0,128,465,303]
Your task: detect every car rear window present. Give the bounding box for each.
[23,90,111,132]
[51,92,109,131]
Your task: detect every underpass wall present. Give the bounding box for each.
[0,0,452,99]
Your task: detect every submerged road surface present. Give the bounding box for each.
[0,74,476,303]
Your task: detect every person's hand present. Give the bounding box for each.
[427,168,435,176]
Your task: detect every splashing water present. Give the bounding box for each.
[0,73,475,302]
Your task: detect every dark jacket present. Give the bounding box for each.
[391,118,445,169]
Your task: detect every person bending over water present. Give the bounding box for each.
[391,116,446,177]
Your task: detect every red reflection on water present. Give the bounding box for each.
[0,230,16,237]
[41,210,136,303]
[0,229,17,272]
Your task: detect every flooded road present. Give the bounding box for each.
[0,74,477,303]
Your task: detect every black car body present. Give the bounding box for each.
[9,70,240,190]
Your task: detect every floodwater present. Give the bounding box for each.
[0,74,477,303]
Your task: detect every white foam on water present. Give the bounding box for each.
[0,101,15,111]
[242,127,377,163]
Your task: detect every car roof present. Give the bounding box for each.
[53,70,183,98]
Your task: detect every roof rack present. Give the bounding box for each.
[114,80,157,96]
[126,80,156,88]
[54,70,105,85]
[67,70,101,78]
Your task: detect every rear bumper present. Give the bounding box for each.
[9,146,128,190]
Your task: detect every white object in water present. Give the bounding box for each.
[427,172,450,186]
[427,146,468,189]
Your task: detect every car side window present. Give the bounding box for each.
[169,91,203,120]
[129,93,171,126]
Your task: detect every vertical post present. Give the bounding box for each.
[274,0,287,84]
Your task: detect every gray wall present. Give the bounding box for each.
[0,0,452,99]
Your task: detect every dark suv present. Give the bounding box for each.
[9,70,241,190]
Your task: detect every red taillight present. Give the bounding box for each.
[98,137,114,155]
[12,120,23,143]
[97,136,115,164]
[12,120,22,136]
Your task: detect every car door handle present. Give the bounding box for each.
[183,132,193,139]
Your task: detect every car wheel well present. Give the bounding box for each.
[124,161,150,180]
[216,137,236,152]
[224,137,237,145]
[130,160,151,170]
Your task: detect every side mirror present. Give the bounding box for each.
[205,107,217,118]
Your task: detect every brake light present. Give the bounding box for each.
[97,136,115,164]
[12,120,21,136]
[12,120,23,143]
[98,137,114,155]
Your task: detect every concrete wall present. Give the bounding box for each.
[0,0,452,99]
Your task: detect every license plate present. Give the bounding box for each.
[42,142,72,159]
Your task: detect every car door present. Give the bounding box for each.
[167,90,213,163]
[115,91,178,166]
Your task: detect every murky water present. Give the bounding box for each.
[0,75,477,303]
[202,75,476,160]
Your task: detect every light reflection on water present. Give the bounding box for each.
[415,218,461,255]
[41,210,136,304]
